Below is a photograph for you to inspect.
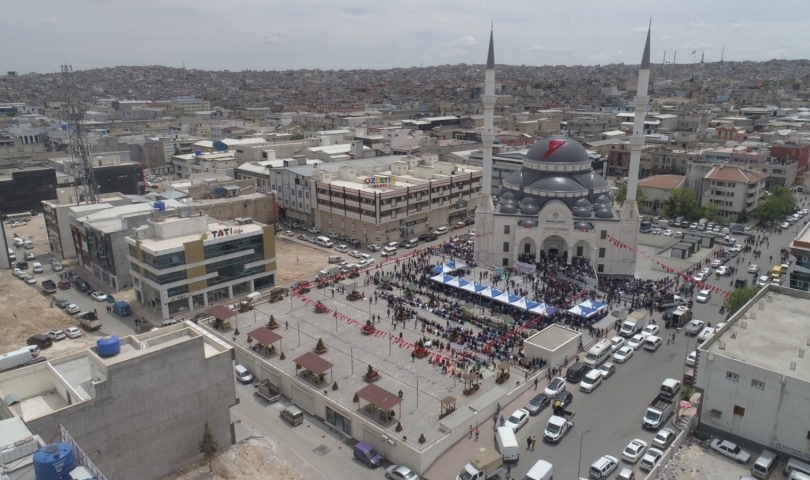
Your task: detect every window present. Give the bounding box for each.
[503,242,509,252]
[597,264,604,273]
[751,379,765,390]
[502,258,509,266]
[726,371,739,381]
[733,405,745,416]
[600,230,607,240]
[503,225,510,235]
[598,247,606,258]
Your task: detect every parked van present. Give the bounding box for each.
[280,405,304,426]
[790,472,810,480]
[315,236,334,248]
[385,242,399,250]
[381,247,397,257]
[660,378,681,400]
[579,368,603,393]
[565,362,590,383]
[23,240,34,249]
[751,450,778,479]
[7,248,15,261]
[584,339,612,367]
[353,441,382,468]
[770,265,783,279]
[496,426,520,461]
[402,238,419,248]
[434,226,449,235]
[523,459,553,480]
[786,458,810,477]
[643,335,662,351]
[234,364,253,384]
[328,255,343,264]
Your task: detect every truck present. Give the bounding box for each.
[728,223,750,236]
[254,379,282,403]
[643,394,675,429]
[77,311,103,331]
[40,279,57,294]
[666,306,692,329]
[456,448,504,480]
[620,311,648,338]
[0,347,34,373]
[697,218,709,231]
[316,266,341,279]
[543,406,576,443]
[639,220,653,233]
[657,294,686,311]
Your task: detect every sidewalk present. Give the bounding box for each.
[421,372,548,480]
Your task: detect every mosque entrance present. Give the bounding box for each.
[517,238,537,263]
[541,235,568,263]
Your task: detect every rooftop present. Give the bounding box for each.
[638,174,686,190]
[703,286,810,382]
[704,165,768,183]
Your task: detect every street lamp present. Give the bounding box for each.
[571,424,590,480]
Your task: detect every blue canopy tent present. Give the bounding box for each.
[492,290,512,305]
[509,296,529,311]
[430,273,455,284]
[568,305,598,318]
[460,281,487,293]
[580,299,608,313]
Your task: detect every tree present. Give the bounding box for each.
[724,286,759,317]
[754,187,796,224]
[615,183,645,205]
[701,202,722,223]
[664,187,701,220]
[198,420,219,473]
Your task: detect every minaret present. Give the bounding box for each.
[700,50,704,63]
[623,22,651,210]
[720,46,724,62]
[474,28,497,265]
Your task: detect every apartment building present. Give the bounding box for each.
[789,223,810,292]
[638,175,686,214]
[170,96,211,114]
[700,165,768,220]
[127,213,276,318]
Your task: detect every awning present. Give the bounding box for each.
[248,327,282,345]
[580,299,608,311]
[293,352,334,375]
[510,296,529,311]
[355,384,402,410]
[206,305,236,321]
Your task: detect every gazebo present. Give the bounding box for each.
[355,384,402,424]
[293,352,334,386]
[495,361,511,384]
[206,305,237,332]
[247,327,283,356]
[440,395,457,419]
[463,372,480,395]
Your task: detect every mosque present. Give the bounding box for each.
[474,27,652,277]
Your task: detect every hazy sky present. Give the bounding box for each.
[3,0,809,73]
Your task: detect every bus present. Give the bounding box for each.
[640,220,653,233]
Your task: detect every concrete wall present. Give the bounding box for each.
[25,336,236,480]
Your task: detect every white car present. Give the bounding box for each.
[693,272,708,282]
[711,259,722,268]
[696,289,711,303]
[66,304,81,314]
[722,227,730,234]
[652,228,661,235]
[747,264,760,274]
[639,448,664,471]
[712,225,721,232]
[674,231,683,237]
[590,455,619,479]
[641,324,659,338]
[613,346,634,363]
[716,266,729,276]
[367,244,381,252]
[697,326,716,344]
[686,351,697,367]
[348,250,362,258]
[359,253,373,262]
[781,222,790,229]
[710,439,751,464]
[663,229,672,236]
[700,267,712,275]
[283,230,294,236]
[544,377,567,396]
[307,227,320,234]
[610,336,625,352]
[803,209,809,215]
[357,259,373,268]
[627,334,645,350]
[622,439,648,463]
[64,327,82,339]
[24,275,37,285]
[504,408,529,432]
[32,262,43,273]
[756,275,769,287]
[335,244,348,253]
[12,268,23,278]
[385,465,419,480]
[91,291,108,302]
[47,330,66,341]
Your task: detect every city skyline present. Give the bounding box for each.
[2,0,810,74]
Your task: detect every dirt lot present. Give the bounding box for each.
[274,237,333,286]
[6,214,49,251]
[162,437,305,480]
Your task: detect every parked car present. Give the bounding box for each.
[653,427,676,449]
[335,245,348,253]
[282,230,294,236]
[367,244,381,252]
[65,304,81,314]
[663,229,672,236]
[348,250,362,258]
[384,465,419,480]
[589,455,619,479]
[544,377,566,396]
[693,272,708,282]
[32,262,43,273]
[64,327,82,339]
[91,291,108,302]
[55,298,70,309]
[554,391,573,408]
[24,252,36,261]
[639,448,664,471]
[747,264,760,274]
[598,362,616,379]
[711,259,723,268]
[710,439,751,464]
[622,439,648,463]
[613,346,634,363]
[24,275,36,285]
[641,324,659,338]
[715,266,729,277]
[610,336,625,352]
[627,334,645,350]
[47,330,67,341]
[503,408,529,432]
[686,351,696,367]
[696,289,712,303]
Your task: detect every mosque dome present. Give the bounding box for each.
[525,136,591,166]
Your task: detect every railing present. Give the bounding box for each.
[59,424,108,480]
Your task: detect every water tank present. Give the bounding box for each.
[194,150,203,156]
[96,336,120,357]
[153,201,166,212]
[33,443,75,480]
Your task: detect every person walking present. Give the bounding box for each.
[531,436,537,451]
[534,377,538,390]
[526,436,532,450]
[469,425,474,438]
[499,415,505,427]
[474,427,479,440]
